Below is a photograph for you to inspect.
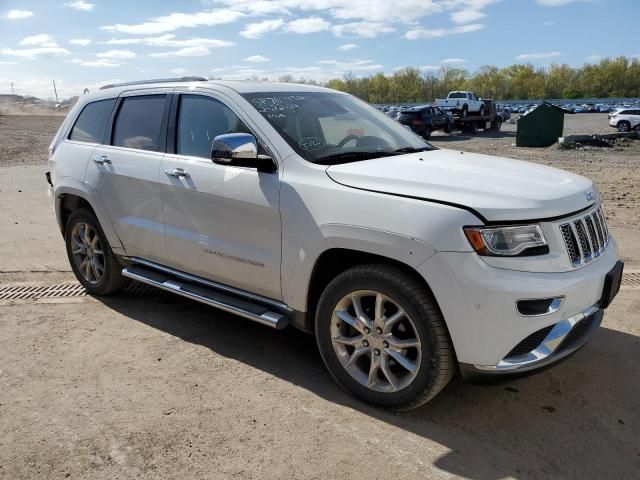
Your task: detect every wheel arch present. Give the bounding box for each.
[299,248,442,335]
[53,183,125,254]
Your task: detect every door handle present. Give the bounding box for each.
[164,168,190,178]
[92,155,111,165]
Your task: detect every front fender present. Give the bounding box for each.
[282,223,436,311]
[53,178,125,255]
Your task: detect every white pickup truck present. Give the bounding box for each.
[47,78,623,410]
[436,91,485,117]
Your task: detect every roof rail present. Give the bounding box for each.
[99,76,208,90]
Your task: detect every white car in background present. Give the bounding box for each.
[609,108,640,132]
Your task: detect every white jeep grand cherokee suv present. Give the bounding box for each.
[47,78,623,410]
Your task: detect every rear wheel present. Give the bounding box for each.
[422,126,432,139]
[617,120,631,132]
[461,105,469,118]
[65,209,127,295]
[315,264,455,410]
[479,105,485,117]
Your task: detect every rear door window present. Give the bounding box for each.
[69,98,116,143]
[113,95,166,152]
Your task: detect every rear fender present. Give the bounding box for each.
[54,178,125,255]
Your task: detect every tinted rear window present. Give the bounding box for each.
[69,99,116,143]
[113,95,166,152]
[448,92,467,99]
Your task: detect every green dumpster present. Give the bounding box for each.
[516,102,570,147]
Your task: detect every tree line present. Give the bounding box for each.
[276,56,640,103]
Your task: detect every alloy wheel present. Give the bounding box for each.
[330,290,422,393]
[70,222,105,284]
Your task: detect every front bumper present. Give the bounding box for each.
[417,239,620,369]
[459,304,603,380]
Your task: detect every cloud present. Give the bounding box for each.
[149,46,211,57]
[102,8,243,35]
[285,16,330,34]
[70,58,120,67]
[516,51,562,60]
[0,61,18,65]
[418,65,442,72]
[337,43,358,51]
[332,21,394,38]
[244,55,270,62]
[105,34,233,48]
[450,10,486,24]
[441,57,466,64]
[70,38,92,46]
[585,54,602,62]
[536,0,582,5]
[171,67,188,75]
[405,23,483,40]
[316,58,383,72]
[19,34,55,46]
[0,46,69,59]
[96,49,136,59]
[65,1,95,11]
[240,19,284,39]
[5,9,33,19]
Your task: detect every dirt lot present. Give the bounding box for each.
[0,114,639,479]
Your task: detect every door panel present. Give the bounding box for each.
[159,93,282,299]
[86,146,166,261]
[160,157,282,299]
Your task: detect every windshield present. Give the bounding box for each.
[242,91,433,163]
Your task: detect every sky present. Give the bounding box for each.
[0,0,638,100]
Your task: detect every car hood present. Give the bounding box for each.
[325,149,595,222]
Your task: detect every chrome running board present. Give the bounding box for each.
[122,263,289,330]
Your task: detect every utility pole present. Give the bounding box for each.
[52,79,59,103]
[10,82,14,95]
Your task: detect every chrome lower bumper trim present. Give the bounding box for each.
[474,304,601,372]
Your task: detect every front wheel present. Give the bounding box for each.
[65,209,127,295]
[315,264,455,410]
[617,121,631,132]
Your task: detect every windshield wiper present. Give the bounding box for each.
[313,150,396,165]
[393,146,437,153]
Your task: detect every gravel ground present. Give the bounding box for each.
[0,113,638,479]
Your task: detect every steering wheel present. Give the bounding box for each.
[336,134,360,149]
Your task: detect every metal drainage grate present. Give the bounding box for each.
[621,271,640,289]
[0,281,162,301]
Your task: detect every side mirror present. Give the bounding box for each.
[211,133,275,172]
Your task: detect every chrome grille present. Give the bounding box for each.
[559,206,609,267]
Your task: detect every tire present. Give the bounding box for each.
[479,105,485,117]
[617,121,631,132]
[444,122,452,133]
[315,264,455,411]
[65,208,127,295]
[422,126,432,139]
[461,105,468,118]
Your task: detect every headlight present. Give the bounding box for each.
[463,225,548,256]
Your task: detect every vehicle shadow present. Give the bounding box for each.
[98,292,640,479]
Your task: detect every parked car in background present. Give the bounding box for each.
[497,107,511,122]
[397,105,452,138]
[609,108,640,132]
[436,91,485,117]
